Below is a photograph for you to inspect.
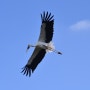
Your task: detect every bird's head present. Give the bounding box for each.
[26,44,30,52]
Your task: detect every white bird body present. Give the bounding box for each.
[36,41,55,52]
[21,11,62,77]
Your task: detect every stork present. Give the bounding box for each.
[21,11,62,77]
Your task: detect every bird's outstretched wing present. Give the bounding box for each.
[38,11,54,43]
[21,47,46,76]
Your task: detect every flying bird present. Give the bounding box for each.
[21,11,62,77]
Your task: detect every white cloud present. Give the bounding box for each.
[70,20,90,31]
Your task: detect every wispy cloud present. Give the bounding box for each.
[70,20,90,31]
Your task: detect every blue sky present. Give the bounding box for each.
[0,0,90,90]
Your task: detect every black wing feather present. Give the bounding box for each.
[45,12,48,20]
[41,11,54,43]
[21,48,46,77]
[47,13,51,20]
